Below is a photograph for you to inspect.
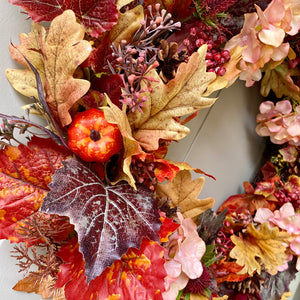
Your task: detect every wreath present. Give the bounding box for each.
[0,0,300,300]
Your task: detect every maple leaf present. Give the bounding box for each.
[41,158,161,282]
[230,223,291,276]
[156,170,215,222]
[0,137,71,241]
[9,0,119,38]
[127,45,217,151]
[55,236,166,300]
[5,23,46,99]
[13,274,65,300]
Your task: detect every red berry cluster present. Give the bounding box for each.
[183,20,231,76]
[274,188,300,210]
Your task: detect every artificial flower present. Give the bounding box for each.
[163,213,206,299]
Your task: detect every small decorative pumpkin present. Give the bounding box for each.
[68,108,122,162]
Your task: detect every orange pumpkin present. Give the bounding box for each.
[68,108,122,162]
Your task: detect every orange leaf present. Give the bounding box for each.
[0,137,70,241]
[13,274,65,300]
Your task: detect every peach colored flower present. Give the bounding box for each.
[225,0,298,86]
[163,213,206,300]
[256,100,300,146]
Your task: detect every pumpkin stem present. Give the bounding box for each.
[90,129,101,141]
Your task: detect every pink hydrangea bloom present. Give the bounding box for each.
[225,0,298,86]
[256,100,300,146]
[162,213,206,300]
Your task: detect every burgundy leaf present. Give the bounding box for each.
[41,158,161,282]
[9,0,119,37]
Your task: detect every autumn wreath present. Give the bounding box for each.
[1,0,300,300]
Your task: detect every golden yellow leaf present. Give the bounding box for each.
[102,96,144,188]
[13,274,65,300]
[116,0,134,9]
[110,5,144,45]
[6,23,46,99]
[230,223,291,276]
[127,45,217,151]
[156,170,214,222]
[261,62,300,101]
[42,10,92,126]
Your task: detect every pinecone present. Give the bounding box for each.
[157,40,188,83]
[226,273,266,294]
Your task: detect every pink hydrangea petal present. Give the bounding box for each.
[275,100,293,114]
[163,273,189,300]
[272,42,290,61]
[266,121,283,133]
[264,0,286,24]
[164,260,182,278]
[290,237,300,255]
[243,28,262,63]
[254,208,273,224]
[256,124,271,136]
[287,120,300,137]
[259,101,275,114]
[258,27,285,47]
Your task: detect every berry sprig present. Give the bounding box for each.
[183,20,231,75]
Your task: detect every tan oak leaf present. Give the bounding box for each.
[230,223,291,276]
[102,96,144,188]
[42,10,92,126]
[6,22,46,99]
[156,170,214,222]
[110,5,144,45]
[127,45,217,151]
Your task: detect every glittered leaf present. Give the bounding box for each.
[230,223,291,275]
[13,274,65,299]
[56,237,166,300]
[259,259,297,300]
[0,137,70,241]
[41,158,161,282]
[127,45,217,151]
[9,0,119,38]
[5,23,46,99]
[156,170,214,222]
[197,208,227,244]
[42,10,92,126]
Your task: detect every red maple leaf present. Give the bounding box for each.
[9,0,119,37]
[0,137,70,241]
[55,237,167,300]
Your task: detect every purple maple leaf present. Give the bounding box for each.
[41,158,161,281]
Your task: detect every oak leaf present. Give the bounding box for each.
[230,223,291,276]
[6,10,92,127]
[127,45,217,151]
[109,5,144,45]
[261,62,300,101]
[156,170,215,222]
[6,23,46,99]
[102,97,144,188]
[0,137,71,241]
[41,158,161,282]
[9,0,119,38]
[42,10,92,126]
[13,274,65,299]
